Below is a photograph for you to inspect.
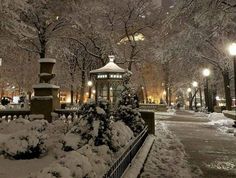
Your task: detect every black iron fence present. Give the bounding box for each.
[103,126,148,178]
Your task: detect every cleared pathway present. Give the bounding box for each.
[158,110,236,178]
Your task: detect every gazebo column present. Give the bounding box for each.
[95,82,98,103]
[107,81,110,102]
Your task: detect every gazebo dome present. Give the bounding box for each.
[90,55,126,74]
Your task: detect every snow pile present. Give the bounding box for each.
[207,113,235,134]
[0,129,47,159]
[140,122,202,178]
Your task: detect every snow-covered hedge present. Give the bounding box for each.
[0,130,47,159]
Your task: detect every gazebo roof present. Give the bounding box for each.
[90,55,126,74]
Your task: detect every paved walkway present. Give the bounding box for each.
[160,110,236,178]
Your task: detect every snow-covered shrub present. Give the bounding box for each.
[115,105,144,135]
[29,120,48,132]
[29,163,72,178]
[0,130,47,159]
[62,99,113,151]
[110,121,133,151]
[115,71,145,135]
[31,145,113,178]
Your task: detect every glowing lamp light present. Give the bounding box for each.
[187,88,192,93]
[216,96,220,101]
[192,81,198,88]
[163,91,166,95]
[228,43,236,56]
[202,68,210,77]
[92,89,96,94]
[87,81,93,86]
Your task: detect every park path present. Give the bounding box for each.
[158,110,236,178]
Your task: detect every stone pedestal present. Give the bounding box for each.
[30,58,60,122]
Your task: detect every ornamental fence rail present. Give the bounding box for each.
[103,126,148,178]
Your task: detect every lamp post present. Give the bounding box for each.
[202,68,210,112]
[192,81,198,111]
[228,43,236,108]
[87,81,93,99]
[187,88,192,110]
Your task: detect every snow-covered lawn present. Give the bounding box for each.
[140,121,202,178]
[207,112,235,135]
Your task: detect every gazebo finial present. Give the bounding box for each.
[108,55,115,62]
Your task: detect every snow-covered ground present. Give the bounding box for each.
[207,112,235,135]
[140,121,203,178]
[155,108,176,116]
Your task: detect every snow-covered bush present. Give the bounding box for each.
[29,120,48,132]
[30,144,113,178]
[62,99,113,151]
[115,71,145,135]
[115,105,145,135]
[0,130,47,159]
[110,121,133,151]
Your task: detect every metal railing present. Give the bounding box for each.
[104,126,148,178]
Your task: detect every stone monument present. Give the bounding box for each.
[31,58,60,122]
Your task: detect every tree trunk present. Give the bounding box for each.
[75,88,79,104]
[70,84,74,105]
[212,86,217,111]
[222,71,232,110]
[189,92,193,110]
[169,88,172,106]
[199,87,203,107]
[165,85,169,105]
[27,91,32,102]
[79,58,86,105]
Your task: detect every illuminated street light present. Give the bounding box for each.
[202,68,210,77]
[192,81,198,88]
[228,43,236,56]
[187,88,192,93]
[92,89,96,94]
[87,81,93,87]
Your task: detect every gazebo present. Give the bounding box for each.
[90,55,127,104]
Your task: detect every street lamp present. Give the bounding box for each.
[192,81,198,111]
[187,88,192,110]
[87,81,93,99]
[202,68,210,112]
[228,43,236,108]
